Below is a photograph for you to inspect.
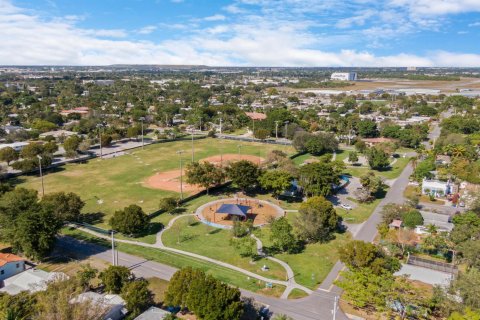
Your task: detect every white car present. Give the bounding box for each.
[340,203,352,210]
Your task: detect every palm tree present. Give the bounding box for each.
[451,145,467,158]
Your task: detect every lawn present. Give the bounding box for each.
[162,216,288,281]
[147,277,170,305]
[14,138,294,229]
[337,198,383,224]
[254,211,351,290]
[62,228,286,297]
[344,156,411,180]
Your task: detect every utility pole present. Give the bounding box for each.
[97,124,103,159]
[275,120,279,139]
[111,231,116,266]
[177,150,184,200]
[191,128,195,163]
[332,296,338,320]
[139,117,145,149]
[37,155,44,197]
[237,145,242,160]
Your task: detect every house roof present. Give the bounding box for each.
[134,307,170,320]
[215,204,251,217]
[0,269,66,295]
[361,137,397,144]
[389,219,403,228]
[0,253,24,267]
[245,112,267,120]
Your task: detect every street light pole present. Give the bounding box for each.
[191,128,194,163]
[177,150,184,200]
[284,121,289,139]
[275,121,279,139]
[37,155,44,197]
[237,145,242,160]
[139,117,145,149]
[97,124,103,159]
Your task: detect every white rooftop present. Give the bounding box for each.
[134,307,171,320]
[0,269,67,295]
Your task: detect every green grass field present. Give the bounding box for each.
[162,216,287,281]
[14,138,293,229]
[62,228,286,297]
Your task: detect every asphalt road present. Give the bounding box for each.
[56,236,347,319]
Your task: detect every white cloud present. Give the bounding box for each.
[389,0,480,16]
[1,0,480,67]
[469,21,480,27]
[137,25,157,34]
[204,14,226,21]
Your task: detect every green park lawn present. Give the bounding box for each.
[162,216,287,281]
[62,227,286,297]
[336,198,382,224]
[254,219,351,290]
[13,138,294,229]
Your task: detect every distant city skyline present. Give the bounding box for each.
[1,0,480,66]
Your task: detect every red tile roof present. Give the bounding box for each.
[0,253,24,267]
[245,112,267,120]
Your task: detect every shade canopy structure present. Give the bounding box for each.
[215,204,251,217]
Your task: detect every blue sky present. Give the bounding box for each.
[1,0,480,66]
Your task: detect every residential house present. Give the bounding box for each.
[389,219,403,229]
[0,253,25,282]
[422,179,451,197]
[0,269,67,295]
[70,292,128,320]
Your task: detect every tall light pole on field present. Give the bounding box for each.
[97,123,103,159]
[284,121,289,139]
[37,155,44,197]
[219,118,223,167]
[237,145,243,160]
[274,120,279,139]
[139,117,145,149]
[191,127,195,163]
[177,150,185,200]
[111,231,117,266]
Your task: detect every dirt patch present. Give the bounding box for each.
[199,198,284,227]
[144,154,264,193]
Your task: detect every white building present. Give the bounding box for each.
[330,72,357,81]
[422,179,451,197]
[134,307,171,320]
[0,142,29,152]
[70,292,128,320]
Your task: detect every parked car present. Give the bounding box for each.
[340,203,352,210]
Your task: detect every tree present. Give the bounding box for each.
[226,160,260,192]
[165,268,243,320]
[338,240,400,275]
[348,151,358,164]
[78,264,98,290]
[357,119,379,138]
[159,196,179,213]
[100,134,113,147]
[35,276,109,320]
[454,268,480,310]
[43,141,58,154]
[230,236,256,257]
[270,217,298,253]
[63,135,82,157]
[14,210,62,260]
[336,267,394,310]
[20,143,43,159]
[126,126,141,139]
[387,228,417,257]
[292,131,311,152]
[254,128,269,140]
[109,204,149,235]
[99,265,132,294]
[259,170,292,198]
[41,191,85,222]
[354,140,367,153]
[356,171,384,202]
[458,240,480,269]
[298,161,344,197]
[304,133,338,155]
[0,147,18,165]
[186,161,225,194]
[380,203,410,224]
[0,291,37,320]
[366,147,390,170]
[295,196,339,243]
[402,210,424,229]
[121,279,153,318]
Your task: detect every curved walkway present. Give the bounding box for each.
[250,234,312,298]
[72,214,312,298]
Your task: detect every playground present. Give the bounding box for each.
[196,197,284,228]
